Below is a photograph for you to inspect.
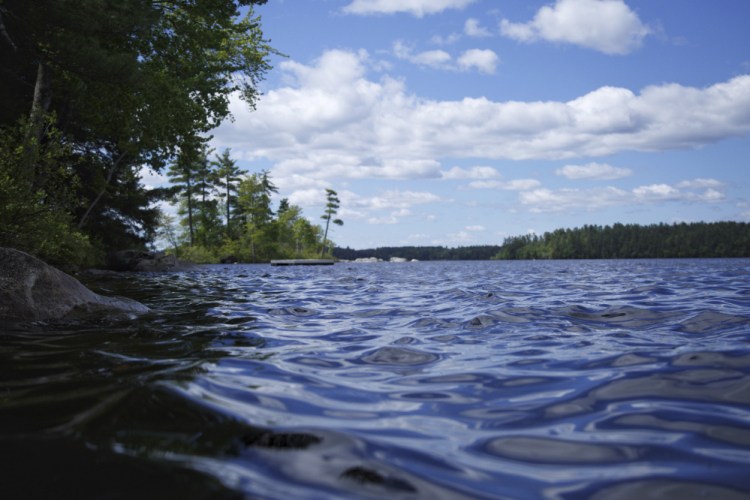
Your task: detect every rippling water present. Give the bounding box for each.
[3,259,750,498]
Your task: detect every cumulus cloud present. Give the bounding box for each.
[441,166,499,179]
[633,184,680,200]
[519,187,626,212]
[500,0,651,55]
[519,179,726,213]
[394,41,453,69]
[465,18,492,37]
[342,0,475,17]
[556,162,633,180]
[348,190,442,210]
[212,49,750,186]
[394,42,498,74]
[286,188,440,226]
[457,49,499,74]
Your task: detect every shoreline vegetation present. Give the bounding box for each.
[335,222,750,262]
[0,0,278,268]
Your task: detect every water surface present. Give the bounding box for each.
[2,260,750,498]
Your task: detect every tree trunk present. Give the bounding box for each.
[320,216,331,257]
[186,179,195,247]
[0,10,18,52]
[226,181,231,237]
[24,61,52,179]
[77,151,127,229]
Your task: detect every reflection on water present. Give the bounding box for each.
[2,259,750,498]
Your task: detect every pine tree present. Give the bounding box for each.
[320,189,343,257]
[212,148,243,238]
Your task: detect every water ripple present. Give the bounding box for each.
[3,259,750,497]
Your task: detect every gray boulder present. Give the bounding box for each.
[106,250,191,272]
[0,247,149,322]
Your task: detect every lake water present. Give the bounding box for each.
[3,259,750,498]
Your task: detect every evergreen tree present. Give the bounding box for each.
[212,148,243,238]
[236,170,278,261]
[320,189,343,257]
[168,136,210,246]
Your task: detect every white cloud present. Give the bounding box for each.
[500,0,651,55]
[413,50,453,67]
[466,225,485,231]
[212,49,750,186]
[394,42,497,74]
[556,162,633,180]
[699,189,725,202]
[139,167,170,190]
[287,188,439,225]
[287,188,327,208]
[349,189,441,210]
[394,41,452,70]
[504,179,543,191]
[520,186,629,212]
[465,18,491,37]
[442,166,499,179]
[468,179,542,190]
[677,178,723,189]
[443,231,474,244]
[342,0,475,17]
[457,49,499,74]
[368,208,412,225]
[519,180,727,213]
[633,184,680,200]
[430,33,461,45]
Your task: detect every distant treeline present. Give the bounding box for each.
[334,222,750,261]
[493,222,750,260]
[334,245,502,261]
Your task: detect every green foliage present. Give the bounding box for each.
[160,158,331,263]
[0,0,276,265]
[320,188,343,257]
[492,223,750,260]
[212,148,243,238]
[0,119,99,266]
[176,245,219,264]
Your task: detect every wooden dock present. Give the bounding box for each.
[270,259,335,266]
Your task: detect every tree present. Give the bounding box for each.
[275,203,322,258]
[236,170,278,261]
[156,212,180,257]
[0,0,276,261]
[168,136,211,247]
[212,148,243,238]
[320,189,343,257]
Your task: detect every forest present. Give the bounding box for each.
[493,222,750,260]
[335,222,750,261]
[334,245,502,261]
[0,0,289,266]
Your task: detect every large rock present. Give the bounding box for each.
[106,250,191,272]
[0,247,149,322]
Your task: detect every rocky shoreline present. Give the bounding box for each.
[0,247,151,323]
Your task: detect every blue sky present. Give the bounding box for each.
[154,0,750,250]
